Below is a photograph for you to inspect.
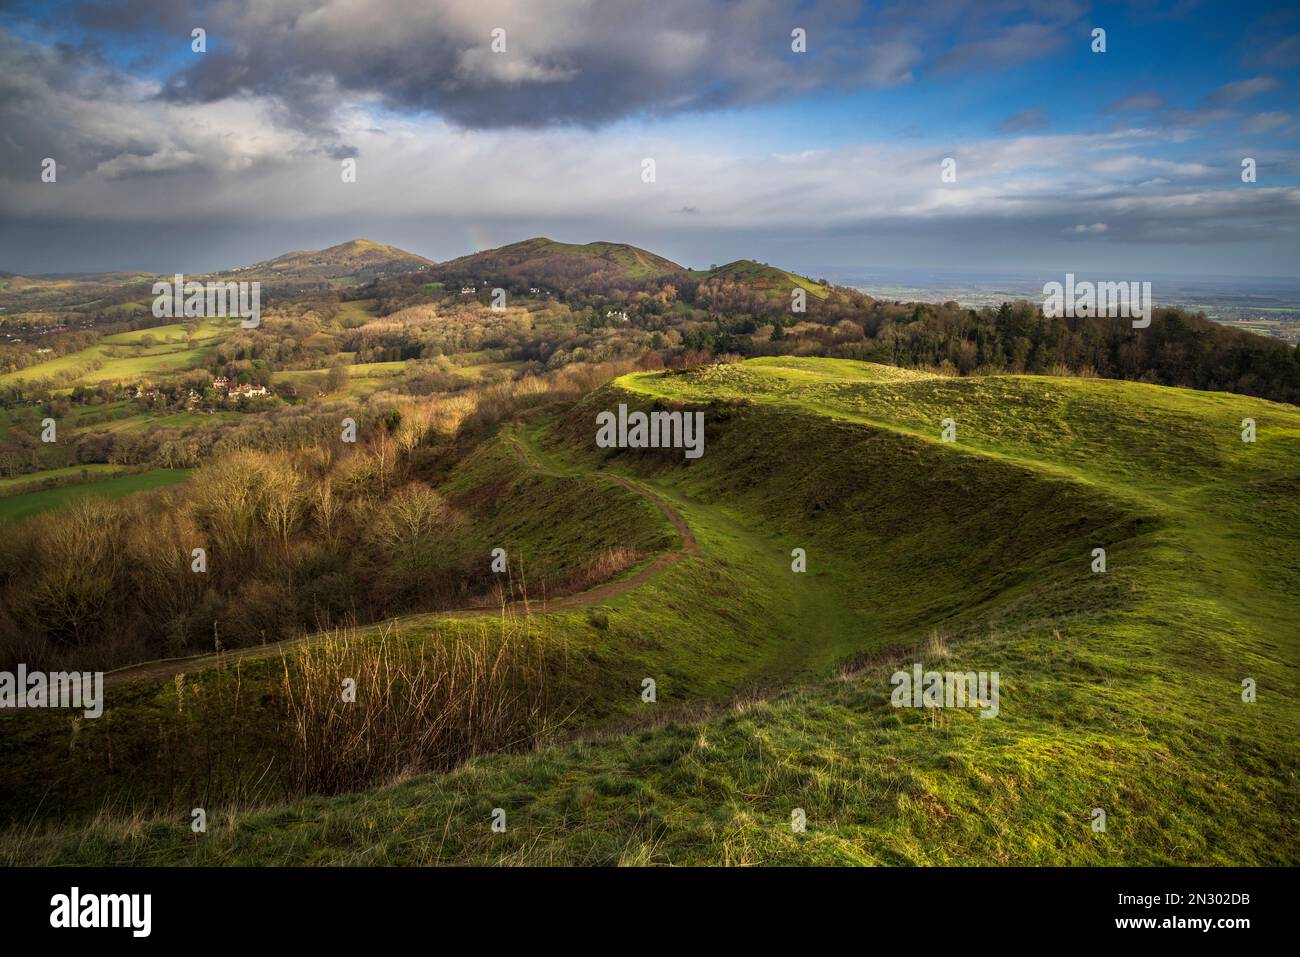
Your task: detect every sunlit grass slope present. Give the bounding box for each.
[4,357,1296,864]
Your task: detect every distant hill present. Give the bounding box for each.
[217,239,436,287]
[699,260,830,302]
[0,272,159,314]
[436,237,683,290]
[0,241,435,314]
[4,239,831,315]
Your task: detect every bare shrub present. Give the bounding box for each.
[9,498,131,652]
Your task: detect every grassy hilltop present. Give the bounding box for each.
[3,356,1296,865]
[694,260,831,302]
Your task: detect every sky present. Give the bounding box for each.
[1,0,1298,278]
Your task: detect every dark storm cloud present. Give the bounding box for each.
[59,0,1082,132]
[87,0,864,129]
[0,31,141,171]
[2,0,1296,277]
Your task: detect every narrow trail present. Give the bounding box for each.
[103,427,698,688]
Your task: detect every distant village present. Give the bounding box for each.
[455,282,551,298]
[130,375,269,407]
[210,375,270,399]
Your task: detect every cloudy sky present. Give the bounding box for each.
[1,0,1298,277]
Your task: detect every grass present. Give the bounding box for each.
[1,356,1296,865]
[99,319,226,346]
[0,469,192,523]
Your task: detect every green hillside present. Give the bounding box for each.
[438,237,683,287]
[3,358,1296,865]
[699,259,830,301]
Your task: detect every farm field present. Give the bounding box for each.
[1,401,241,438]
[0,463,129,495]
[0,318,237,388]
[273,359,411,396]
[0,468,191,523]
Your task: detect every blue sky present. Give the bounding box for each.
[1,0,1297,276]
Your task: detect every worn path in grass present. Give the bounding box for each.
[511,415,866,682]
[102,424,699,688]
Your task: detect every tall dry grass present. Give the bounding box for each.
[562,546,644,594]
[277,612,557,797]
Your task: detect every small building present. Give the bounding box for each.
[212,376,229,393]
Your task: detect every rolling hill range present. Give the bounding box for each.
[431,237,827,304]
[0,240,433,317]
[3,357,1296,865]
[1,236,828,328]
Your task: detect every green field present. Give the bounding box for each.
[0,463,129,495]
[0,468,192,523]
[275,360,410,396]
[0,318,235,388]
[2,401,241,441]
[2,357,1296,865]
[335,299,379,326]
[272,357,519,398]
[100,319,226,346]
